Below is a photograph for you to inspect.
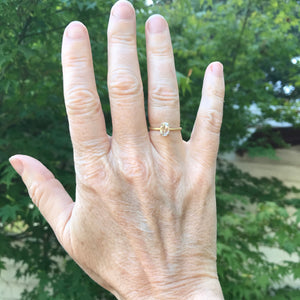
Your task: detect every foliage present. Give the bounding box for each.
[0,0,299,299]
[216,160,300,299]
[156,0,300,149]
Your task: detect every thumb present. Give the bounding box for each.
[9,155,74,251]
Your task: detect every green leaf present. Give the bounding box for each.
[0,204,19,223]
[0,163,18,188]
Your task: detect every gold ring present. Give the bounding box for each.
[149,122,182,137]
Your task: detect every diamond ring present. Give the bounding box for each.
[149,122,182,137]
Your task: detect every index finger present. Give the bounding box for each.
[62,22,110,181]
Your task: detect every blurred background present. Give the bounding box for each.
[0,0,299,299]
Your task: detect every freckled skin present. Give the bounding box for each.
[9,1,225,299]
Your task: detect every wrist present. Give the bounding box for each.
[117,277,224,300]
[190,279,224,300]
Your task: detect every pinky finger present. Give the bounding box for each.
[189,62,225,166]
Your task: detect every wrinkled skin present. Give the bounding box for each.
[9,0,225,299]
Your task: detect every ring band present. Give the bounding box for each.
[149,122,182,137]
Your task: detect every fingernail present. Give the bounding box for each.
[112,0,134,19]
[9,156,24,176]
[147,15,167,33]
[210,62,223,77]
[66,21,86,39]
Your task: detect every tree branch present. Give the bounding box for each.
[231,0,252,69]
[18,16,33,45]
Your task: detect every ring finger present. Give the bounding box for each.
[146,15,183,152]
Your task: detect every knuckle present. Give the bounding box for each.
[28,178,57,210]
[63,55,91,70]
[150,84,178,107]
[77,168,109,196]
[149,44,172,59]
[76,158,109,193]
[74,139,108,155]
[28,181,41,208]
[109,32,135,47]
[199,109,223,134]
[108,68,142,100]
[119,155,150,183]
[65,87,100,116]
[205,85,225,102]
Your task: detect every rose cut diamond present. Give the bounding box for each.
[160,122,170,136]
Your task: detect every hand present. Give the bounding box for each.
[9,0,225,299]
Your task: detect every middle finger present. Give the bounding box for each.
[107,0,148,148]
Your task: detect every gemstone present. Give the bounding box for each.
[160,122,170,136]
